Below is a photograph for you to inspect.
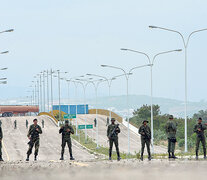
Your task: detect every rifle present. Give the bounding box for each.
[108,124,119,139]
[27,127,38,146]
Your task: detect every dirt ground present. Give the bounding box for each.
[1,159,207,180]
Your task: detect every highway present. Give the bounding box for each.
[77,114,167,154]
[0,116,95,162]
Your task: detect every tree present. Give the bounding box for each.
[133,104,160,119]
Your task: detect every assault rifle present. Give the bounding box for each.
[108,124,119,139]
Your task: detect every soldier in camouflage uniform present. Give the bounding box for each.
[26,119,28,129]
[107,118,121,161]
[26,119,42,161]
[0,125,3,161]
[59,120,75,160]
[165,115,177,159]
[42,119,44,128]
[139,120,151,161]
[14,120,17,129]
[193,117,207,160]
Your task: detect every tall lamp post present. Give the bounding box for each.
[75,78,94,143]
[101,64,150,155]
[149,25,207,152]
[86,73,132,121]
[121,48,182,153]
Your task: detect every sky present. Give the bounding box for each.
[1,0,207,103]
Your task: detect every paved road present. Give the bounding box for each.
[1,159,207,180]
[0,116,95,162]
[77,114,166,154]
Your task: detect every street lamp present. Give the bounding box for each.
[0,81,7,84]
[0,29,14,34]
[121,48,182,153]
[101,64,150,155]
[75,78,94,143]
[0,51,9,54]
[149,25,207,152]
[86,73,133,121]
[0,68,8,71]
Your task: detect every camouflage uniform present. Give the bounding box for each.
[14,120,17,129]
[194,123,206,158]
[26,124,42,158]
[26,120,28,129]
[107,123,121,159]
[139,124,151,159]
[42,120,44,128]
[0,126,3,160]
[59,123,74,160]
[165,118,177,158]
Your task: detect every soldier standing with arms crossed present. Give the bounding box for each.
[194,117,207,160]
[107,118,121,161]
[166,115,177,159]
[139,120,151,161]
[0,124,3,161]
[59,120,75,160]
[26,119,42,161]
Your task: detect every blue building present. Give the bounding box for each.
[53,105,89,114]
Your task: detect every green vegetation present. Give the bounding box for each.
[130,104,207,153]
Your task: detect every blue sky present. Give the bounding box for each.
[1,0,207,102]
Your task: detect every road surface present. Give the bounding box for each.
[0,116,95,162]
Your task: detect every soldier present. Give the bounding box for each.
[26,119,28,129]
[26,119,42,161]
[59,120,75,160]
[42,119,44,128]
[94,118,97,127]
[138,120,151,161]
[14,120,17,129]
[106,117,109,126]
[107,118,121,161]
[193,117,207,160]
[0,125,3,161]
[166,115,177,159]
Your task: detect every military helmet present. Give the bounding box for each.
[65,120,69,124]
[142,120,149,124]
[111,118,116,121]
[169,115,174,119]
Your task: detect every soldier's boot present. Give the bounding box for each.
[196,151,199,160]
[0,155,4,161]
[26,154,30,161]
[204,150,206,159]
[168,152,172,159]
[60,153,64,160]
[117,152,121,161]
[34,154,37,161]
[148,154,152,161]
[140,152,144,161]
[69,147,75,160]
[171,152,177,159]
[109,150,112,160]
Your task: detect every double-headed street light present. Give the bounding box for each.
[75,77,94,143]
[121,48,182,153]
[149,25,207,152]
[86,73,133,121]
[101,64,151,155]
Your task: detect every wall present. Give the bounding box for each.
[88,109,123,123]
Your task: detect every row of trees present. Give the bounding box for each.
[130,104,207,151]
